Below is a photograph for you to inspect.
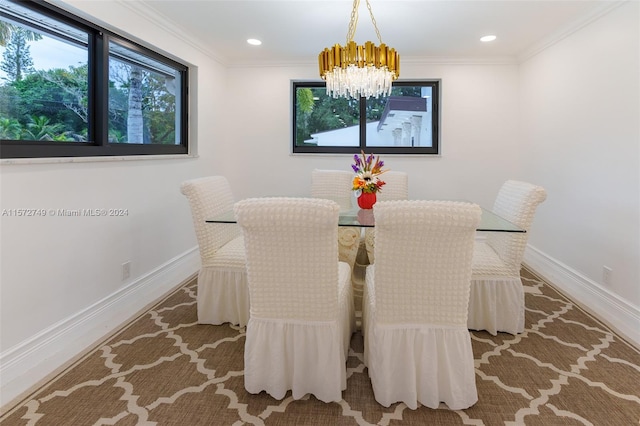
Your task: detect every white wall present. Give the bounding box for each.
[0,0,225,404]
[219,62,521,208]
[2,0,638,408]
[519,1,640,311]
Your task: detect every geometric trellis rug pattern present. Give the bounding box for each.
[1,268,639,425]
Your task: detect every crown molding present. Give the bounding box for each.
[114,0,228,66]
[105,1,520,68]
[401,56,518,66]
[47,0,227,65]
[517,0,628,63]
[52,0,625,69]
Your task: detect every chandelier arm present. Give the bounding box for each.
[365,0,383,44]
[346,0,360,43]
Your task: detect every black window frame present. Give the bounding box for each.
[292,80,440,155]
[0,0,189,159]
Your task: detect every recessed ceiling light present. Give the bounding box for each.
[480,35,497,42]
[247,38,262,46]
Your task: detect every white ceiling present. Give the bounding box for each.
[135,0,620,66]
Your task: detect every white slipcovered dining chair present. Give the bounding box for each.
[180,176,249,326]
[235,197,355,403]
[364,171,409,264]
[362,200,481,410]
[311,169,360,273]
[468,180,547,335]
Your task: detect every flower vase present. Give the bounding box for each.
[357,192,377,209]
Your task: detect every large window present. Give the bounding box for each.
[293,80,439,155]
[0,0,188,159]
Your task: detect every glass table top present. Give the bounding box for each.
[207,205,525,233]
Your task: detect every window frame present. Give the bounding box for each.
[292,79,440,155]
[0,0,189,159]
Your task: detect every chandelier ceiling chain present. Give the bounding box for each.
[345,0,360,44]
[358,0,383,45]
[318,0,400,100]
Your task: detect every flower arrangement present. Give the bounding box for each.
[351,151,387,194]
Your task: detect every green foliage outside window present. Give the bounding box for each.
[0,1,188,158]
[293,81,439,154]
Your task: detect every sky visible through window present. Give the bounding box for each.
[0,36,85,81]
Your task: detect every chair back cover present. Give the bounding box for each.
[486,180,547,274]
[311,169,362,310]
[235,197,354,402]
[373,200,481,326]
[311,169,354,210]
[362,200,481,409]
[376,171,409,201]
[364,171,409,264]
[180,176,240,259]
[180,176,248,326]
[235,197,341,321]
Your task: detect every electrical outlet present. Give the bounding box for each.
[122,261,131,280]
[602,266,612,286]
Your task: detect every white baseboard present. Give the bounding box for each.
[0,247,200,409]
[524,244,640,348]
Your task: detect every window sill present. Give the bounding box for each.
[1,153,198,166]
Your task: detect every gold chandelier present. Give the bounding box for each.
[318,0,400,99]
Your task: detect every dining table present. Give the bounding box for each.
[207,201,524,327]
[206,204,525,233]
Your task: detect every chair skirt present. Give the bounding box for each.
[468,240,525,335]
[244,262,355,403]
[197,236,249,326]
[244,319,348,403]
[363,281,478,410]
[468,277,525,335]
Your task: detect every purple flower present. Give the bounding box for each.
[353,155,361,165]
[351,164,359,173]
[378,160,384,168]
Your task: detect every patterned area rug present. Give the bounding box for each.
[2,268,639,425]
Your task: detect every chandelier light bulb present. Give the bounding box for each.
[480,35,497,42]
[318,0,400,99]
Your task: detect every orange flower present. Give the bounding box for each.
[351,151,387,193]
